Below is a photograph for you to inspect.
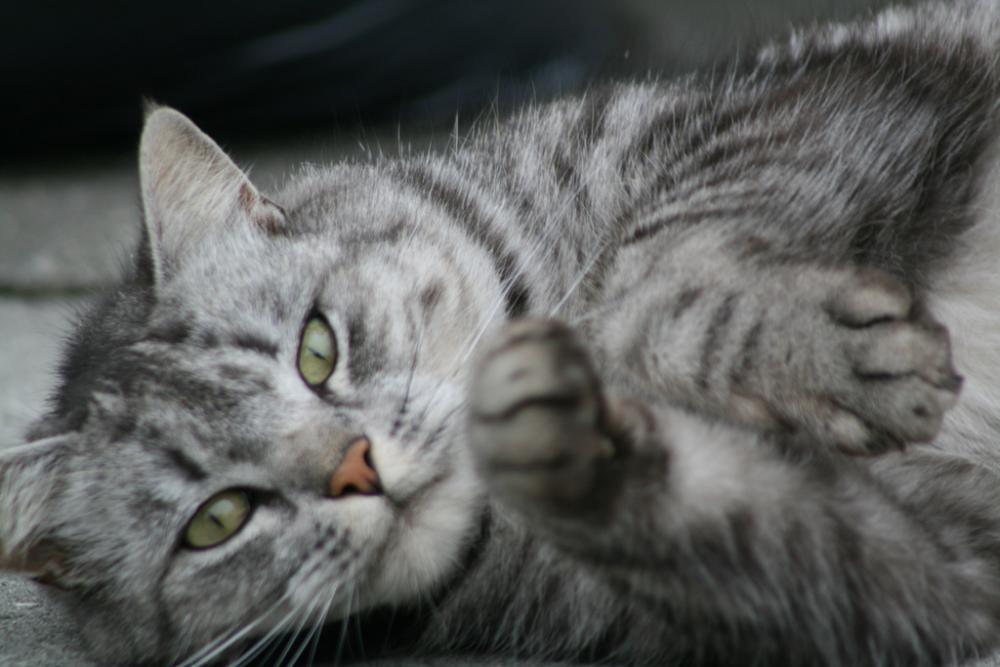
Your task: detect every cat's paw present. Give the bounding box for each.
[756,267,961,454]
[468,319,618,513]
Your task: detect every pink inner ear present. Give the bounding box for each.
[238,182,257,212]
[1,538,67,586]
[31,570,69,590]
[256,197,287,234]
[239,183,287,234]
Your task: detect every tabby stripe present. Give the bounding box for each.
[620,160,793,248]
[559,87,616,216]
[401,165,531,318]
[730,318,764,390]
[636,131,802,226]
[477,326,568,366]
[341,220,407,248]
[573,85,616,149]
[672,287,704,320]
[146,319,192,345]
[577,187,758,305]
[635,175,779,225]
[552,91,612,222]
[625,205,753,246]
[623,295,679,384]
[584,96,772,306]
[230,334,279,359]
[625,188,777,246]
[621,98,746,186]
[164,447,207,482]
[618,95,715,183]
[623,78,813,208]
[683,128,798,176]
[697,293,739,391]
[473,393,585,425]
[553,144,586,213]
[494,141,541,222]
[346,316,388,383]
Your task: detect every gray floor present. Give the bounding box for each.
[1,162,125,667]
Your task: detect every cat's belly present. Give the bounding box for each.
[926,126,1000,463]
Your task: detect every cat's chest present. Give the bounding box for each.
[926,127,1000,459]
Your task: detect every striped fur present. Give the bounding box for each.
[4,1,1000,665]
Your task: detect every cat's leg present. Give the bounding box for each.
[468,319,1000,664]
[590,226,961,454]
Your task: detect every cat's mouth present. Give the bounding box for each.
[364,429,451,509]
[383,466,453,521]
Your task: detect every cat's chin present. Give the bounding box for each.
[360,456,485,609]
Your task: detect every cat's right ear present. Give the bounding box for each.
[138,106,286,287]
[0,436,72,582]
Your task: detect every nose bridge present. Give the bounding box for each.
[275,419,381,497]
[275,419,352,489]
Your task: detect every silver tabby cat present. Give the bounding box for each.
[5,1,1000,664]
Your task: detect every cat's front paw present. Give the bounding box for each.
[757,268,961,454]
[468,319,618,513]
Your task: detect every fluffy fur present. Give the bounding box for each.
[5,1,1000,665]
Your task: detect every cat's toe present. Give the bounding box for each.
[829,271,961,450]
[843,317,960,445]
[468,319,616,511]
[758,267,961,454]
[825,267,913,327]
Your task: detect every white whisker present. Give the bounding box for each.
[180,594,290,667]
[548,236,611,319]
[332,584,356,665]
[274,589,329,667]
[300,591,338,667]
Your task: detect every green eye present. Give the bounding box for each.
[298,316,337,386]
[183,490,251,550]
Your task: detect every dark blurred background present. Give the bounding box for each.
[2,0,912,162]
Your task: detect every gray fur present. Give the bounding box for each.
[5,1,1000,664]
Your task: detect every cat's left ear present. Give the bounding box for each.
[138,106,287,285]
[0,436,73,585]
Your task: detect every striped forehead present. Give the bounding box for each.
[85,345,276,472]
[100,340,275,416]
[162,237,327,324]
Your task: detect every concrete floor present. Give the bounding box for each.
[0,159,125,666]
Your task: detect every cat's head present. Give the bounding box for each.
[0,108,500,664]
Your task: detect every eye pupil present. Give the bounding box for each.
[183,490,252,550]
[298,316,337,387]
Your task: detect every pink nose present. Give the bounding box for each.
[328,437,381,497]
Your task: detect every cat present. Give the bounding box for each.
[5,0,1000,665]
